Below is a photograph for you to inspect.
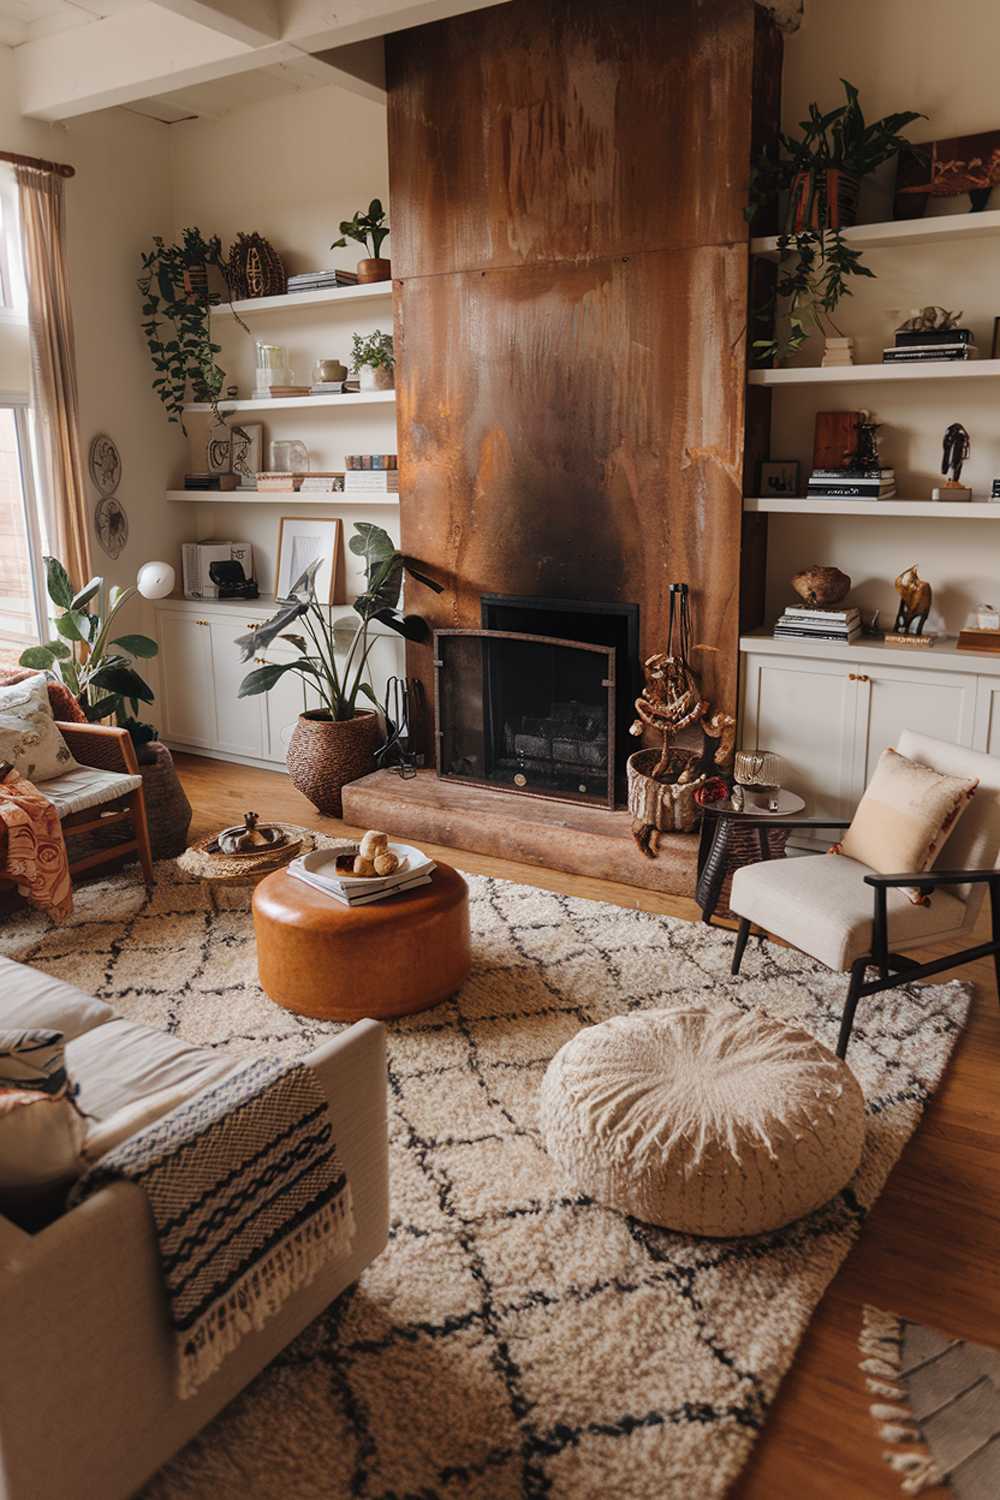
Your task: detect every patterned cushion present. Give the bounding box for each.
[0,1029,85,1201]
[833,746,978,904]
[539,1006,866,1237]
[0,673,78,783]
[0,667,87,724]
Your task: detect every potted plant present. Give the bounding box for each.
[352,330,395,392]
[236,523,442,815]
[331,198,391,284]
[137,227,247,431]
[747,80,924,362]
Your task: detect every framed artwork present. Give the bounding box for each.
[758,460,800,498]
[275,516,342,604]
[230,422,263,488]
[206,424,232,475]
[992,317,1000,360]
[88,433,121,496]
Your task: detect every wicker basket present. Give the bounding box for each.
[90,742,192,858]
[286,710,381,817]
[627,748,708,835]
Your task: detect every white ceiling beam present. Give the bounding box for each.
[277,0,511,53]
[149,0,281,49]
[290,39,387,106]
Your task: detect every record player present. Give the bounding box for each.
[208,559,259,600]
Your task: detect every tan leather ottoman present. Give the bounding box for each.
[252,861,471,1020]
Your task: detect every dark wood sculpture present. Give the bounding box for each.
[227,233,287,300]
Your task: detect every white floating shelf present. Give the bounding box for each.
[751,208,1000,257]
[749,359,1000,386]
[166,490,399,506]
[744,497,1000,519]
[183,390,396,414]
[211,282,393,317]
[740,629,1000,677]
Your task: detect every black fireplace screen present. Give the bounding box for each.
[434,629,616,808]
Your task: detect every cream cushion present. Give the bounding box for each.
[41,765,142,817]
[0,954,114,1038]
[835,746,977,903]
[0,673,77,783]
[539,1006,866,1238]
[730,851,967,972]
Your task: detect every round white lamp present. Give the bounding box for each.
[136,560,175,600]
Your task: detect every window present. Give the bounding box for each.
[0,166,44,666]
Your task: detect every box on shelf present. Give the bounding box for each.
[182,542,254,599]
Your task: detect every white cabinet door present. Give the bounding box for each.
[262,645,318,763]
[851,662,978,802]
[974,678,1000,754]
[157,612,217,748]
[209,620,266,758]
[741,652,857,832]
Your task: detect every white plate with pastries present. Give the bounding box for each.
[297,837,432,886]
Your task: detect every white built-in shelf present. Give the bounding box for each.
[741,629,1000,677]
[211,282,393,318]
[744,496,1000,519]
[166,489,399,506]
[183,389,396,414]
[751,209,1000,258]
[749,359,1000,387]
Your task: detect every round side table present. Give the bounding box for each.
[696,793,806,924]
[252,861,471,1020]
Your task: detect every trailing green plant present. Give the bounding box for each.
[19,557,159,739]
[236,523,441,722]
[351,329,394,372]
[331,199,390,260]
[137,227,247,432]
[747,80,924,362]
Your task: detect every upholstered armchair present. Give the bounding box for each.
[728,732,1000,1058]
[1,722,154,890]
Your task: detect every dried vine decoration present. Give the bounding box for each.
[227,233,287,300]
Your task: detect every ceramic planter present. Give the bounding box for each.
[286,710,381,816]
[357,257,392,284]
[359,363,395,392]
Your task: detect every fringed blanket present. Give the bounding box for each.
[70,1055,353,1398]
[0,767,72,921]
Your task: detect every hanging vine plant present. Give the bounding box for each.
[137,228,247,432]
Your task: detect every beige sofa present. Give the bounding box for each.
[0,955,389,1500]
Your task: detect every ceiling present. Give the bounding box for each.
[0,0,135,49]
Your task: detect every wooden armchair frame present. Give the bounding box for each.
[727,817,1000,1059]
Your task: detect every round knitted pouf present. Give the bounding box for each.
[539,1006,866,1238]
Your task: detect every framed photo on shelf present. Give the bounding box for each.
[758,460,800,498]
[275,516,342,604]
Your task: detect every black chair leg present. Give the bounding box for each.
[836,958,869,1059]
[731,917,752,976]
[990,879,1000,1005]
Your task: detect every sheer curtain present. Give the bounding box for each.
[15,165,91,589]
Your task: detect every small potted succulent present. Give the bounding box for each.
[352,330,395,392]
[331,198,391,283]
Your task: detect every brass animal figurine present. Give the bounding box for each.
[893,565,932,636]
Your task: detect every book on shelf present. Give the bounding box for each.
[773,627,861,642]
[345,454,398,470]
[881,345,976,363]
[286,270,359,289]
[810,468,893,480]
[807,482,897,498]
[183,472,239,491]
[956,627,1000,653]
[783,606,860,621]
[309,381,344,394]
[298,478,343,493]
[255,385,312,398]
[255,471,295,491]
[343,474,400,494]
[894,327,974,349]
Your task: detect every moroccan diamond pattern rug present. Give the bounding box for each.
[0,860,973,1500]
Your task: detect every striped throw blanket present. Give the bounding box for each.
[70,1055,353,1398]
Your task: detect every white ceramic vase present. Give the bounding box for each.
[359,364,394,392]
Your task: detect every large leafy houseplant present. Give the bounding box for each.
[137,227,246,431]
[331,199,390,261]
[19,557,158,732]
[747,80,924,362]
[236,523,440,720]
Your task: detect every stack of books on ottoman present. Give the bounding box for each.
[882,327,977,364]
[773,606,861,644]
[288,840,435,907]
[807,468,896,500]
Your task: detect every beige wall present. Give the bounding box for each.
[766,3,1000,636]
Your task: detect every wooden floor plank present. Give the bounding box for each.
[175,752,998,1500]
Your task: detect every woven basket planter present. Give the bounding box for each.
[286,710,381,817]
[91,742,192,859]
[627,748,708,835]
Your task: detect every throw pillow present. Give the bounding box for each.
[0,666,87,725]
[0,1030,85,1204]
[831,747,978,905]
[0,673,78,784]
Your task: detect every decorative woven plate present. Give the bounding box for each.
[176,825,315,884]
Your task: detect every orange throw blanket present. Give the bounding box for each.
[0,769,72,921]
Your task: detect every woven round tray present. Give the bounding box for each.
[176,824,316,885]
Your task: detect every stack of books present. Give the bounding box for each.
[956,626,1000,654]
[821,336,854,368]
[298,474,344,494]
[773,606,861,643]
[883,327,977,364]
[806,468,896,500]
[343,469,399,495]
[346,454,397,469]
[254,385,312,399]
[255,471,294,492]
[286,269,359,293]
[183,472,238,491]
[309,380,344,395]
[287,846,435,907]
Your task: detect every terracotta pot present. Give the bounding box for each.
[286,710,381,816]
[357,257,391,284]
[789,168,860,231]
[359,363,395,392]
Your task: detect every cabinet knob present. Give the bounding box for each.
[195,618,208,626]
[245,623,259,631]
[848,672,870,683]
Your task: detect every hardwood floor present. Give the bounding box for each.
[178,752,998,1500]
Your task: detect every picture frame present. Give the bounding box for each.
[231,422,263,489]
[275,516,342,604]
[992,317,1000,360]
[758,460,800,498]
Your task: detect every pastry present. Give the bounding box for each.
[373,851,399,877]
[359,830,389,860]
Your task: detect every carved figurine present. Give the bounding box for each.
[848,415,881,472]
[942,423,971,484]
[893,565,933,636]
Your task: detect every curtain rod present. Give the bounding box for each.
[0,149,75,179]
